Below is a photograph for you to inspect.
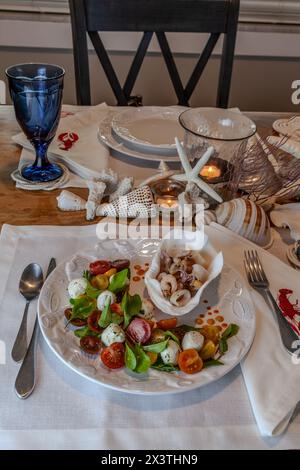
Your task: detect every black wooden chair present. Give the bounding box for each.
[69,0,239,107]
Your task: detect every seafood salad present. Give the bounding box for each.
[158,250,209,307]
[64,258,239,374]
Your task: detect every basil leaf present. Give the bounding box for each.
[98,298,112,328]
[203,359,224,368]
[221,323,239,340]
[125,343,137,371]
[179,324,199,333]
[108,269,129,293]
[122,292,142,328]
[111,313,123,325]
[165,330,180,344]
[143,339,169,354]
[135,344,151,374]
[151,357,179,373]
[70,297,95,318]
[85,282,101,299]
[219,338,228,355]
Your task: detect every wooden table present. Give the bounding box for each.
[0,105,295,227]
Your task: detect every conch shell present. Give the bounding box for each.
[96,185,156,218]
[205,198,272,248]
[56,190,86,211]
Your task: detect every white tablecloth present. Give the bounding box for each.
[0,223,300,450]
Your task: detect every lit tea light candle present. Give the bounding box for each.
[156,197,179,209]
[200,164,221,180]
[150,178,185,211]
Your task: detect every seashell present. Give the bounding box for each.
[96,168,119,194]
[204,210,217,225]
[86,180,106,221]
[96,185,156,218]
[214,198,272,248]
[57,190,86,211]
[109,176,134,202]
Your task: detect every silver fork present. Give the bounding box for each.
[244,250,299,355]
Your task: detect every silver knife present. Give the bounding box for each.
[15,258,57,399]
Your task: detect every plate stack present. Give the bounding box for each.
[98,106,185,164]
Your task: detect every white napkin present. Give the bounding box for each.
[206,222,300,436]
[13,104,110,179]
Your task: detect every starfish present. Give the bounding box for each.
[173,138,223,203]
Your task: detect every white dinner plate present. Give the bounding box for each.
[112,107,185,155]
[98,112,182,163]
[38,236,255,395]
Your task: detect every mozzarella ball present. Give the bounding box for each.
[101,323,125,347]
[160,340,180,365]
[97,290,116,310]
[182,331,204,351]
[68,278,87,299]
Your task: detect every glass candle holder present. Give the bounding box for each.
[150,178,185,211]
[179,108,256,195]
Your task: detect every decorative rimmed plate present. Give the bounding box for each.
[38,236,255,395]
[98,113,181,163]
[112,107,185,155]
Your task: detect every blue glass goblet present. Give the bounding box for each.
[6,63,65,182]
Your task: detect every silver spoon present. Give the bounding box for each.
[11,263,44,363]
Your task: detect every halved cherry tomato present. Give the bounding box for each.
[101,342,125,369]
[87,310,102,333]
[111,259,130,271]
[150,328,166,344]
[157,318,177,331]
[80,335,102,354]
[110,303,123,315]
[146,351,158,365]
[126,318,151,344]
[64,308,87,327]
[178,349,203,374]
[89,260,111,276]
[199,325,220,345]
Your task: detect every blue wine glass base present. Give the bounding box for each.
[21,162,63,182]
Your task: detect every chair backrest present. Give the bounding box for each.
[0,80,6,104]
[69,0,239,107]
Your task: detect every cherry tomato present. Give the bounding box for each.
[178,349,203,374]
[80,335,102,354]
[101,342,125,369]
[126,318,151,344]
[64,308,87,327]
[150,328,166,344]
[110,303,123,315]
[111,259,130,271]
[199,339,216,361]
[157,318,177,331]
[87,310,102,333]
[146,351,158,365]
[89,260,111,276]
[199,325,220,345]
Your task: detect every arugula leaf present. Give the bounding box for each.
[122,292,142,328]
[165,330,180,344]
[125,343,137,371]
[203,359,224,368]
[134,344,151,373]
[98,298,112,328]
[222,323,239,340]
[143,339,169,354]
[69,297,95,318]
[151,357,179,373]
[74,326,98,338]
[108,269,129,293]
[111,313,123,325]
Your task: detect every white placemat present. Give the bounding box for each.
[0,223,300,450]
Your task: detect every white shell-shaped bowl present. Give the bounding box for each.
[144,229,223,316]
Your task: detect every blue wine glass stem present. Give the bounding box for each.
[32,141,50,168]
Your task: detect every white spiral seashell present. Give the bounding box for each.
[96,186,156,218]
[214,198,272,248]
[56,190,86,211]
